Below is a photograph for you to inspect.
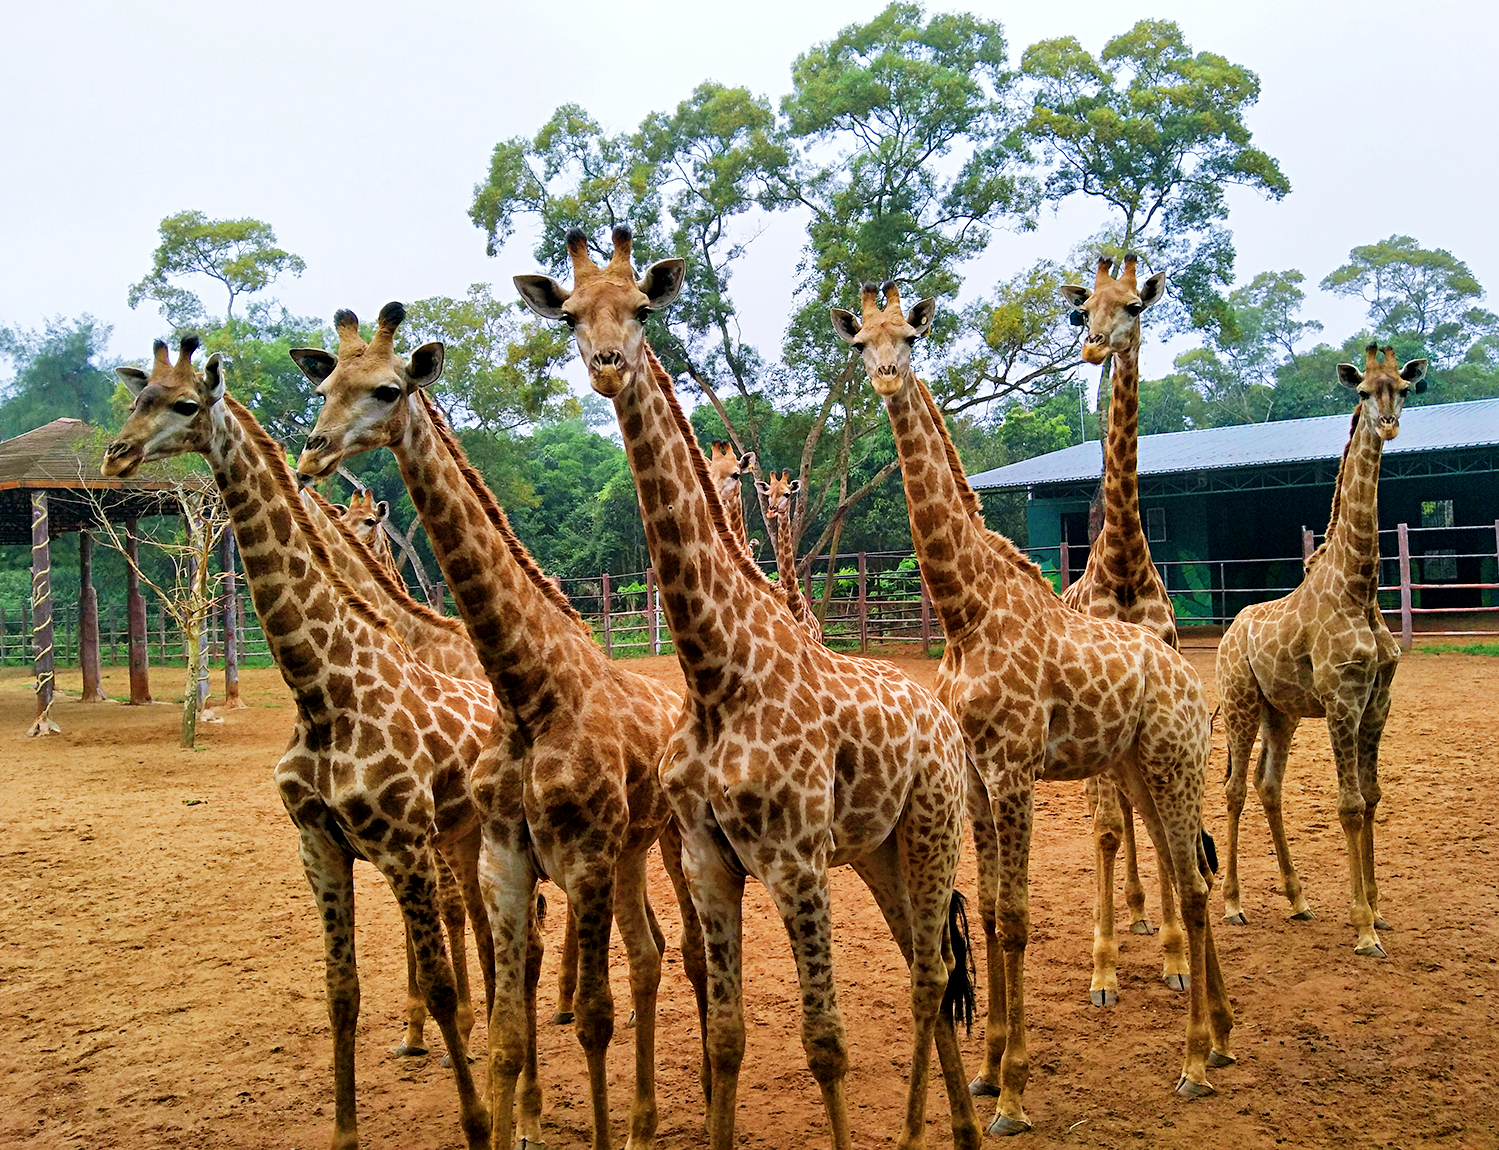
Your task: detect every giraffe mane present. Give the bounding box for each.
[222,395,394,634]
[415,390,593,637]
[908,374,1055,593]
[303,486,474,640]
[642,346,810,625]
[1305,409,1361,572]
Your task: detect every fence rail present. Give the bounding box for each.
[6,520,1496,670]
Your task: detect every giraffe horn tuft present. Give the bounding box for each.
[567,227,598,283]
[1121,252,1139,288]
[368,302,405,357]
[152,340,171,374]
[882,280,902,311]
[1094,256,1114,289]
[1365,343,1381,372]
[607,223,634,277]
[860,282,881,323]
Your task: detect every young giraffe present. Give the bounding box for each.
[1058,254,1187,1005]
[706,440,755,548]
[835,282,1234,1133]
[103,340,497,1150]
[754,470,824,642]
[295,304,706,1150]
[1217,345,1427,957]
[516,225,982,1150]
[335,490,399,576]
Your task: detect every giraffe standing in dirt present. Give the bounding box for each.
[516,225,982,1150]
[296,304,705,1150]
[1058,254,1187,1004]
[755,470,824,642]
[1218,345,1426,957]
[105,339,497,1150]
[836,282,1233,1134]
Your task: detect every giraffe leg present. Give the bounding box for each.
[436,852,474,1065]
[1255,710,1311,920]
[295,829,361,1150]
[1118,786,1154,935]
[554,901,579,1025]
[658,820,711,1109]
[1327,700,1384,957]
[396,929,430,1056]
[389,844,490,1149]
[612,846,663,1150]
[1359,664,1396,932]
[518,892,546,1146]
[964,762,1005,1099]
[1220,701,1258,926]
[444,829,497,1025]
[564,867,619,1150]
[1154,831,1189,992]
[1089,775,1124,1006]
[478,841,540,1150]
[681,838,746,1150]
[763,860,852,1150]
[984,780,1035,1136]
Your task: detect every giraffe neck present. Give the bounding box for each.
[884,370,1045,635]
[367,530,400,579]
[1319,411,1385,603]
[393,394,593,724]
[720,481,749,549]
[1097,337,1152,574]
[614,353,798,703]
[773,513,798,594]
[207,402,379,709]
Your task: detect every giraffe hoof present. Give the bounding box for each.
[968,1077,1000,1098]
[1224,912,1248,926]
[1175,1075,1215,1099]
[392,1042,428,1057]
[625,1008,637,1029]
[1374,916,1392,931]
[1089,988,1119,1007]
[987,1113,1031,1136]
[1290,909,1316,921]
[1129,919,1156,936]
[552,1011,574,1025]
[1355,941,1387,959]
[1208,1050,1237,1069]
[1164,973,1189,992]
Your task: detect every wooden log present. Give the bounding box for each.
[79,530,105,701]
[125,517,152,704]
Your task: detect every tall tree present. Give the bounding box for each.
[0,316,117,436]
[128,210,305,326]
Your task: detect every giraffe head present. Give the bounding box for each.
[753,470,799,523]
[1059,254,1167,365]
[338,490,390,549]
[1338,343,1428,441]
[829,281,936,396]
[708,440,755,498]
[293,303,446,479]
[103,336,227,477]
[514,225,684,398]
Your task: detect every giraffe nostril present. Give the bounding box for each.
[306,434,329,452]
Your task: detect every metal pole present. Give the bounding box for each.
[1397,522,1413,652]
[1060,540,1071,591]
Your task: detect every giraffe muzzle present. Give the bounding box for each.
[100,440,143,478]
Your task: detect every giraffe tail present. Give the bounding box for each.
[1199,828,1219,877]
[942,889,978,1033]
[534,890,548,928]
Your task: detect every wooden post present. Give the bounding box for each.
[125,517,152,704]
[646,568,659,656]
[1301,527,1315,563]
[158,605,166,663]
[78,530,105,701]
[1397,522,1413,652]
[0,605,6,664]
[1059,540,1071,592]
[601,572,613,658]
[28,492,59,735]
[857,552,869,654]
[919,574,933,658]
[431,581,446,615]
[220,532,241,707]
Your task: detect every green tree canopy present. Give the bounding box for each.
[128,210,306,326]
[0,316,117,437]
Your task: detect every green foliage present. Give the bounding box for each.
[1021,19,1290,331]
[0,316,118,436]
[1419,642,1499,657]
[128,210,305,325]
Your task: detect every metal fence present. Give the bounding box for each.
[6,520,1496,668]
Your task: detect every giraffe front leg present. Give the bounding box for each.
[658,820,711,1109]
[396,928,429,1057]
[1328,709,1384,957]
[478,841,538,1150]
[963,762,1005,1099]
[1117,787,1154,935]
[1090,775,1125,1006]
[987,784,1035,1136]
[682,839,746,1150]
[554,901,579,1025]
[562,868,619,1150]
[1257,710,1312,920]
[1221,718,1255,925]
[1359,666,1396,933]
[612,847,663,1150]
[436,852,473,1066]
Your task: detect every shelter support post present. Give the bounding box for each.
[27,492,59,736]
[125,517,152,705]
[78,530,105,702]
[1397,522,1413,652]
[221,532,242,707]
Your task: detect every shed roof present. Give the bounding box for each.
[969,397,1499,491]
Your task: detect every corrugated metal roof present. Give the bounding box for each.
[969,397,1499,491]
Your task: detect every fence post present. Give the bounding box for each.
[646,568,659,656]
[601,572,613,658]
[1301,527,1315,562]
[1060,540,1071,591]
[1397,522,1413,652]
[79,530,104,701]
[125,517,151,704]
[0,605,6,664]
[431,581,446,615]
[158,605,166,663]
[857,552,868,654]
[221,532,241,707]
[919,574,932,658]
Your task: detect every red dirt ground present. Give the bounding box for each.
[0,648,1495,1150]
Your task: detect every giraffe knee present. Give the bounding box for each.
[802,1022,848,1087]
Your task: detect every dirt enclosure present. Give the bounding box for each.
[1,648,1495,1150]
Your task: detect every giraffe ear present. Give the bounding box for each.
[405,342,444,391]
[1138,272,1167,308]
[116,366,148,396]
[204,353,226,404]
[639,259,686,310]
[787,479,802,496]
[736,451,756,472]
[1336,363,1364,389]
[1058,285,1090,311]
[830,308,862,343]
[375,500,389,521]
[514,274,571,320]
[1401,358,1429,390]
[905,298,936,337]
[333,504,350,516]
[290,348,337,385]
[754,480,771,497]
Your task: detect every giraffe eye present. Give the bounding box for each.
[1125,302,1144,317]
[372,384,402,404]
[172,400,200,416]
[562,313,578,329]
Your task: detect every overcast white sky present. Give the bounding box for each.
[3,0,1494,403]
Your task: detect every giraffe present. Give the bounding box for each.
[295,304,706,1150]
[754,469,824,642]
[706,440,755,549]
[335,490,399,576]
[515,225,982,1150]
[1058,254,1186,1006]
[1217,345,1427,957]
[835,282,1234,1133]
[103,339,497,1150]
